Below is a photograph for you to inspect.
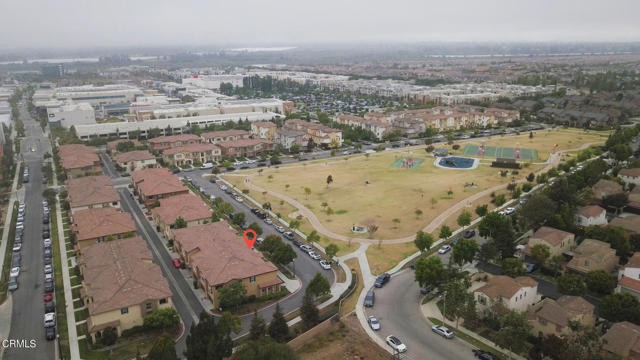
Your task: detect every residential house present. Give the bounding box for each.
[107,139,142,155]
[273,129,306,150]
[566,239,619,275]
[152,193,212,239]
[617,252,640,299]
[173,222,282,307]
[528,296,595,337]
[283,119,343,147]
[619,168,640,186]
[474,275,538,313]
[114,150,157,172]
[363,111,388,123]
[161,143,221,166]
[609,215,640,235]
[66,176,120,213]
[130,168,189,206]
[575,205,607,227]
[628,187,640,215]
[201,129,250,144]
[250,121,277,141]
[525,226,576,258]
[58,144,101,178]
[77,237,173,342]
[71,207,136,249]
[592,179,624,202]
[217,138,274,158]
[334,114,392,140]
[391,117,426,137]
[602,322,640,359]
[147,134,201,152]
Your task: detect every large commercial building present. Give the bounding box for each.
[182,74,245,90]
[47,102,96,128]
[54,84,144,106]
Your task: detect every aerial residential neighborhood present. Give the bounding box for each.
[1,2,640,360]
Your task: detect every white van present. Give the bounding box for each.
[200,163,214,170]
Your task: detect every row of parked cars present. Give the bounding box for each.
[42,200,56,341]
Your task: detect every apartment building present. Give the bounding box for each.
[71,207,136,249]
[66,176,120,213]
[283,119,342,147]
[130,168,189,206]
[114,150,157,172]
[201,129,250,144]
[77,237,173,342]
[161,143,221,166]
[58,144,101,178]
[251,121,277,141]
[147,134,201,152]
[334,114,392,140]
[619,168,640,186]
[152,193,212,239]
[274,129,306,150]
[217,138,274,158]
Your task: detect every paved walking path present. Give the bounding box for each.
[53,168,81,360]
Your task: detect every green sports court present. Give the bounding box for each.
[462,145,538,160]
[390,157,424,169]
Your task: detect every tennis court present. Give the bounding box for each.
[463,145,538,160]
[390,157,424,169]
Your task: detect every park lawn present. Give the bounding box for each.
[438,188,514,234]
[245,151,528,239]
[223,175,297,218]
[366,242,418,275]
[457,128,608,161]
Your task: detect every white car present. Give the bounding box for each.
[219,185,227,191]
[44,264,53,274]
[43,238,52,247]
[44,313,56,328]
[10,267,20,278]
[308,251,322,260]
[12,243,21,252]
[385,335,407,353]
[256,237,264,245]
[234,196,243,203]
[264,218,273,225]
[503,207,515,215]
[432,325,455,339]
[300,245,313,252]
[319,260,332,270]
[438,245,452,254]
[275,226,285,233]
[200,163,214,170]
[368,316,381,331]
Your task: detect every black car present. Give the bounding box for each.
[43,231,50,239]
[209,178,216,183]
[43,216,49,224]
[270,160,282,165]
[256,212,267,219]
[45,326,55,341]
[256,162,267,167]
[226,166,236,171]
[43,224,50,232]
[420,285,434,295]
[44,248,52,259]
[240,166,250,170]
[250,208,259,214]
[463,230,476,239]
[374,273,391,288]
[293,240,303,247]
[45,300,55,313]
[171,168,181,174]
[44,280,54,293]
[473,349,499,360]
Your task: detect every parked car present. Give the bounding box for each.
[256,237,264,245]
[463,230,476,238]
[44,313,56,328]
[42,231,50,239]
[200,163,214,170]
[283,232,295,240]
[43,216,49,224]
[12,243,21,252]
[45,326,56,341]
[420,285,434,295]
[385,335,407,353]
[275,226,285,233]
[44,264,53,274]
[503,207,515,215]
[43,293,53,302]
[172,258,182,268]
[44,248,52,259]
[438,245,452,254]
[364,290,375,307]
[319,260,332,270]
[308,251,322,260]
[45,300,55,314]
[451,237,461,246]
[43,238,52,247]
[293,240,303,247]
[374,273,391,288]
[432,325,455,339]
[525,263,537,273]
[10,267,20,278]
[44,280,54,293]
[300,245,312,252]
[234,196,243,202]
[473,349,499,360]
[264,218,273,225]
[8,277,18,291]
[368,316,381,331]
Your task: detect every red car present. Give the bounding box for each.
[43,293,53,302]
[172,258,182,268]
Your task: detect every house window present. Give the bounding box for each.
[160,298,167,304]
[146,303,152,310]
[121,307,129,314]
[250,276,256,283]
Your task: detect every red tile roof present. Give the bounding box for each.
[173,222,278,287]
[152,193,211,226]
[620,168,640,178]
[67,176,119,208]
[217,138,272,149]
[202,129,249,139]
[131,168,188,197]
[476,275,537,300]
[147,134,200,144]
[576,205,605,218]
[114,150,155,163]
[162,143,220,155]
[58,144,99,170]
[532,226,574,246]
[610,215,640,234]
[77,237,172,315]
[252,121,276,128]
[619,276,640,292]
[72,207,136,241]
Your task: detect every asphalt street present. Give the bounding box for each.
[5,101,55,360]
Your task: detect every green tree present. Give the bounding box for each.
[495,311,533,357]
[326,175,333,187]
[530,244,550,267]
[325,244,339,260]
[451,238,479,267]
[414,256,445,288]
[218,202,234,216]
[519,194,557,228]
[300,294,319,330]
[415,209,423,218]
[501,258,525,277]
[268,303,289,343]
[479,212,516,259]
[477,242,499,264]
[557,274,587,296]
[234,338,296,360]
[585,270,617,295]
[304,187,311,199]
[147,332,178,360]
[248,222,263,236]
[232,212,246,227]
[526,172,535,182]
[289,144,300,154]
[144,308,180,330]
[272,243,297,266]
[442,277,474,328]
[457,210,472,230]
[610,143,633,161]
[101,327,117,346]
[306,272,330,299]
[414,231,434,253]
[439,225,452,240]
[307,230,320,244]
[174,216,187,229]
[475,204,488,217]
[249,311,266,340]
[185,312,217,360]
[599,292,640,323]
[218,281,247,310]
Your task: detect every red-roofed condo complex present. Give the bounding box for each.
[130,168,189,206]
[57,144,101,179]
[147,134,201,152]
[172,221,282,308]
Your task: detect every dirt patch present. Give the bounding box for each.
[297,313,389,360]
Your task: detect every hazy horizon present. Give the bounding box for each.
[1,0,639,51]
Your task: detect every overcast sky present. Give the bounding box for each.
[1,0,639,50]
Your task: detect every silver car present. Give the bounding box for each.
[368,316,380,331]
[432,325,454,339]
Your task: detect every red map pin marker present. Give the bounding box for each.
[243,229,257,249]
